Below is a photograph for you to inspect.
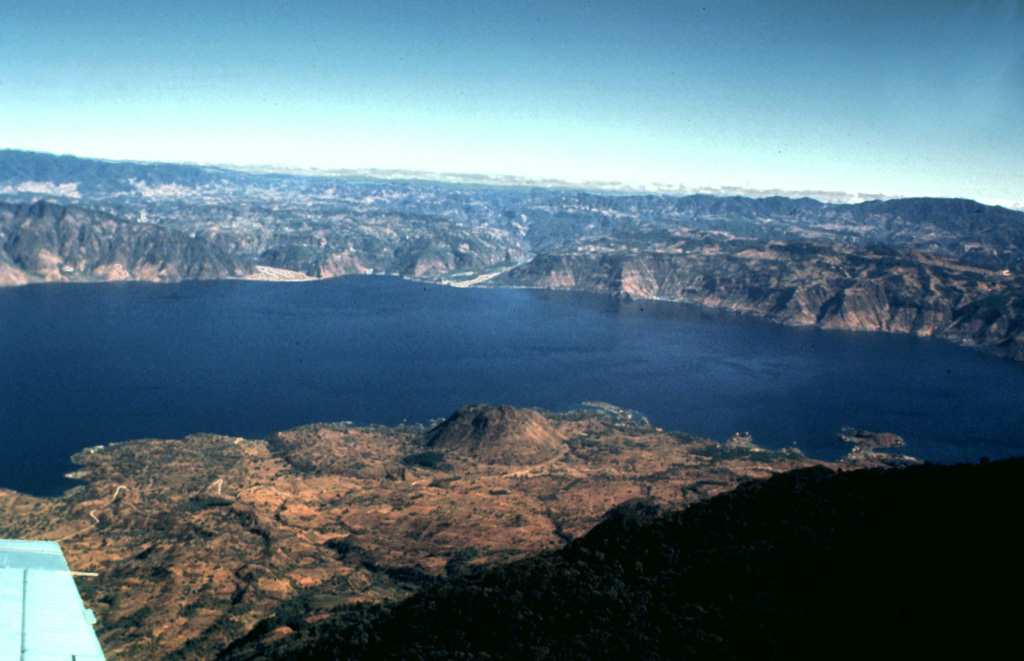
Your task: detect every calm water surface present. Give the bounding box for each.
[1,276,1022,495]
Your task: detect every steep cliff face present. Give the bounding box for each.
[0,255,29,285]
[0,200,251,284]
[495,239,1024,360]
[3,151,1024,359]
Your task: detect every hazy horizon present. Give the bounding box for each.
[2,1,1021,207]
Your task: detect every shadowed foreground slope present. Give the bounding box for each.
[228,458,1023,660]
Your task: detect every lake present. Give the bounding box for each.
[1,276,1022,496]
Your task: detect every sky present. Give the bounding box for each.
[1,1,1022,206]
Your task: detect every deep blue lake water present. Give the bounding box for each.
[1,276,1022,496]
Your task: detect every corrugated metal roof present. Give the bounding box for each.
[0,539,105,661]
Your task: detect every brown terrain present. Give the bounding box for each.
[0,403,910,660]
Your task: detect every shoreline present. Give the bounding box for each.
[1,401,921,501]
[3,267,1021,364]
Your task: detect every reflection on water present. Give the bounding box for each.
[1,276,1022,495]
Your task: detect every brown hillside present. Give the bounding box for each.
[0,405,910,660]
[423,404,564,464]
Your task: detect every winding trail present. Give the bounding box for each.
[61,484,128,540]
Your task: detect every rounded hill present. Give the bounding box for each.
[422,404,564,465]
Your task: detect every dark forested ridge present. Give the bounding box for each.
[223,458,1024,660]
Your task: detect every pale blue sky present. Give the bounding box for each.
[1,1,1021,205]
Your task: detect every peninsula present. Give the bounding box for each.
[0,404,909,659]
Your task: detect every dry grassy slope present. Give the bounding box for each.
[0,405,906,660]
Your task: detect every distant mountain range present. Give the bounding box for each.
[0,149,249,196]
[0,148,897,203]
[2,148,1023,360]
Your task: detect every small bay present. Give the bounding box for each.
[1,276,1022,496]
